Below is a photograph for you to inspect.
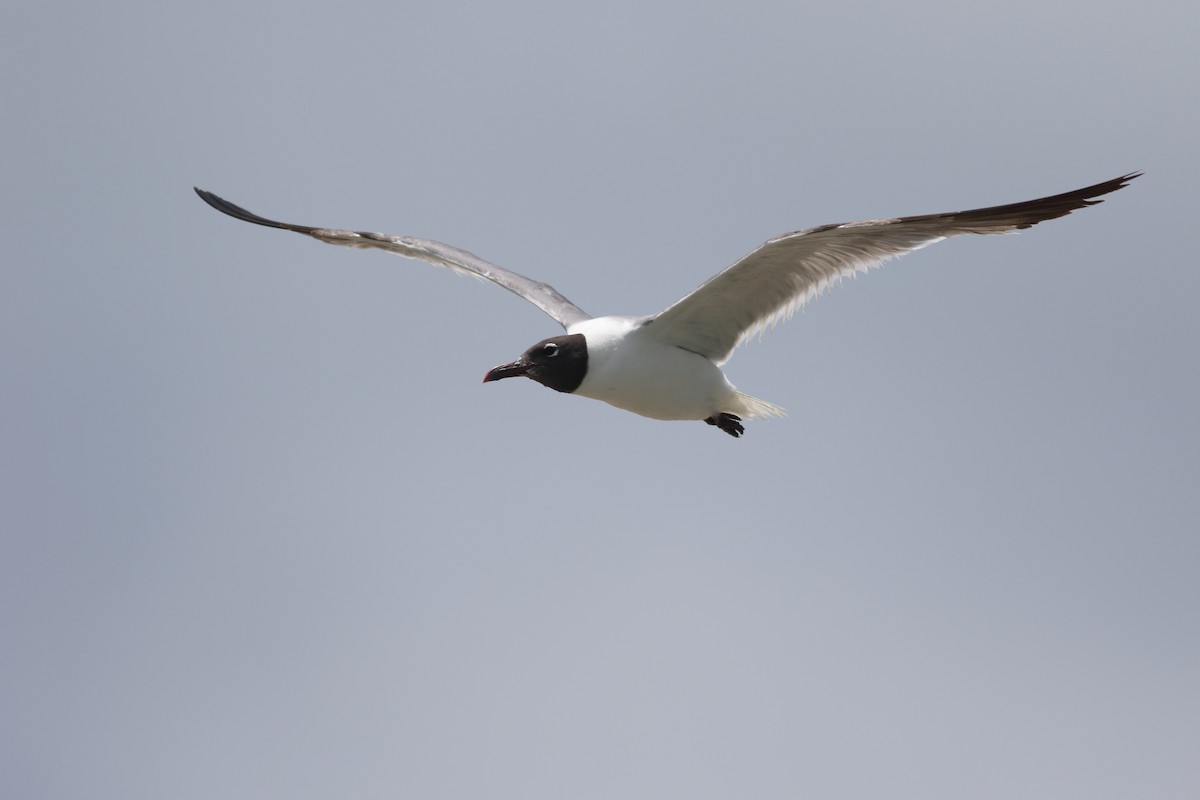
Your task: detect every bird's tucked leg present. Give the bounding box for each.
[704,413,744,438]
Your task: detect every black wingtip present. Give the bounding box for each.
[1041,171,1142,208]
[934,171,1143,233]
[193,187,316,234]
[1048,171,1141,216]
[1085,171,1142,200]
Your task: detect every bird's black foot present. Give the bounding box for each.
[704,413,744,438]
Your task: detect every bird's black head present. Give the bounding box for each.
[482,333,588,394]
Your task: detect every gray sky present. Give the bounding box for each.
[3,1,1197,798]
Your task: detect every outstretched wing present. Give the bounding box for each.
[195,189,591,330]
[646,173,1140,364]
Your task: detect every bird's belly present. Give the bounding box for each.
[574,342,733,421]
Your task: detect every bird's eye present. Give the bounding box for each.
[541,342,559,357]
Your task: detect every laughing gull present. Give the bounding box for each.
[196,173,1138,437]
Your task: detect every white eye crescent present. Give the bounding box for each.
[541,342,559,357]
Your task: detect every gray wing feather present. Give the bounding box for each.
[647,173,1140,364]
[194,189,591,330]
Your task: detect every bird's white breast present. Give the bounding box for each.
[567,316,738,421]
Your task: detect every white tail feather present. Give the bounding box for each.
[734,392,786,419]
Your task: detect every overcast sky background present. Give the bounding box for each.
[3,1,1197,798]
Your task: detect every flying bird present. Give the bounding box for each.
[195,173,1139,437]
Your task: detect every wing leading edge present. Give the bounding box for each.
[194,188,591,330]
